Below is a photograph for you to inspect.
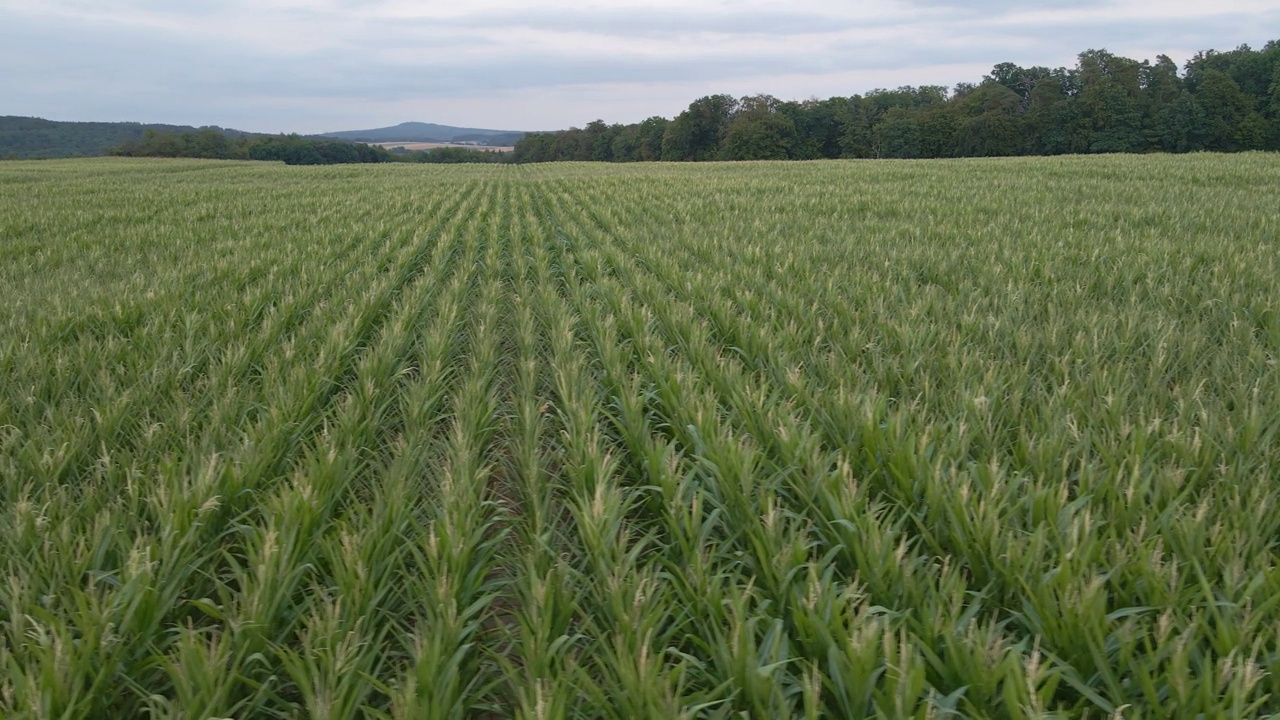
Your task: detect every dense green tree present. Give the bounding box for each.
[1265,60,1280,149]
[872,107,922,158]
[777,99,834,160]
[1141,55,1185,148]
[634,116,669,161]
[512,132,554,163]
[955,82,1024,156]
[986,62,1054,111]
[721,95,795,160]
[917,103,959,158]
[662,94,737,161]
[609,124,643,162]
[1270,59,1280,117]
[1184,43,1280,151]
[1,117,260,159]
[1075,50,1148,153]
[1194,70,1256,150]
[509,39,1280,164]
[414,146,508,163]
[774,102,812,159]
[1186,44,1280,102]
[185,128,237,159]
[1152,92,1206,153]
[582,120,616,161]
[609,117,668,161]
[551,127,589,161]
[110,130,393,165]
[1023,75,1075,154]
[836,96,876,158]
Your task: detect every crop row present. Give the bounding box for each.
[2,155,1279,718]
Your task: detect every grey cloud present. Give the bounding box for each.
[2,9,875,104]
[2,15,808,112]
[3,1,1277,133]
[951,10,1280,67]
[901,0,1109,8]
[93,2,869,40]
[430,8,868,38]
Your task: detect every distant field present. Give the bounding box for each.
[2,155,1279,718]
[370,140,514,152]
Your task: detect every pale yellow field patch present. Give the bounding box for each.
[370,141,514,152]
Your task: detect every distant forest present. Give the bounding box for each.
[514,42,1280,163]
[110,129,394,165]
[110,128,509,165]
[0,117,262,159]
[0,118,510,164]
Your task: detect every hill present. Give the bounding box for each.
[0,117,530,159]
[0,116,261,159]
[316,122,526,147]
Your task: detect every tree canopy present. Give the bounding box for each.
[0,117,258,160]
[109,130,395,165]
[515,41,1280,163]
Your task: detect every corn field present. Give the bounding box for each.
[2,155,1279,719]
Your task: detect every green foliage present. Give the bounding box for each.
[606,116,669,162]
[952,82,1024,156]
[3,155,1280,718]
[0,117,260,159]
[1194,70,1259,151]
[515,39,1280,163]
[110,130,393,165]
[662,94,738,161]
[405,146,509,164]
[721,95,795,160]
[874,106,923,158]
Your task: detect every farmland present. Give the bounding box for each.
[1,155,1279,718]
[370,141,516,153]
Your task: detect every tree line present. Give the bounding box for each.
[396,146,510,164]
[110,129,513,165]
[514,42,1280,163]
[111,129,395,164]
[0,117,262,160]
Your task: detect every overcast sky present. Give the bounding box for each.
[2,0,1277,133]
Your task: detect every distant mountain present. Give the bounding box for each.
[316,122,526,146]
[0,116,261,159]
[0,116,529,160]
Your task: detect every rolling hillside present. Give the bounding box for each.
[0,116,260,159]
[316,121,526,146]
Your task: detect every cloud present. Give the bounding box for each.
[0,0,1276,132]
[431,8,867,38]
[900,0,1104,9]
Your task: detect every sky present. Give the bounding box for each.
[2,0,1277,134]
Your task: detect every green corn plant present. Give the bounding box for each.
[4,154,1280,717]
